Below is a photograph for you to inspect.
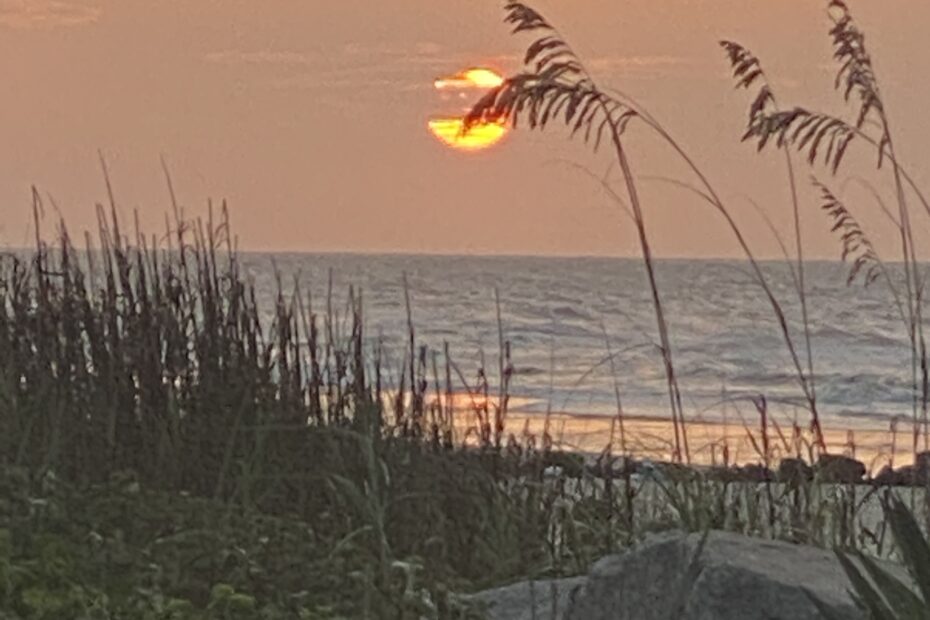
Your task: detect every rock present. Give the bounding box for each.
[738,463,774,482]
[467,577,585,620]
[777,458,813,485]
[706,466,742,483]
[913,452,930,485]
[871,464,928,486]
[655,461,698,482]
[888,464,927,487]
[586,455,637,480]
[542,451,586,479]
[917,451,930,471]
[816,454,865,484]
[564,530,909,620]
[870,452,930,487]
[873,465,906,486]
[471,531,912,619]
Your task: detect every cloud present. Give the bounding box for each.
[204,50,323,67]
[203,43,435,93]
[0,0,100,29]
[415,41,443,56]
[204,41,459,74]
[587,55,691,76]
[434,68,504,90]
[202,42,512,99]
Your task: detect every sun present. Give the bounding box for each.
[433,68,505,90]
[427,118,507,151]
[428,67,507,152]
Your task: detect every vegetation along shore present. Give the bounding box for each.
[4,0,930,618]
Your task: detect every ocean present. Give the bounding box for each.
[240,253,913,433]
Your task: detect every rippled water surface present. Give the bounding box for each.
[241,254,913,431]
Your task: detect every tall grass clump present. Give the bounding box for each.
[466,1,826,459]
[720,41,820,444]
[2,190,342,498]
[0,176,636,616]
[810,495,930,619]
[7,3,930,616]
[722,0,930,466]
[2,178,930,616]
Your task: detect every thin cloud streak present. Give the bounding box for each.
[204,50,325,67]
[0,0,100,29]
[203,42,481,94]
[203,44,693,99]
[587,54,693,79]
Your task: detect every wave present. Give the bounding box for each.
[243,253,922,430]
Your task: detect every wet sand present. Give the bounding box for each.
[455,408,921,472]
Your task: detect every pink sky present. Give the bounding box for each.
[1,0,928,259]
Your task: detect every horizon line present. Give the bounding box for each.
[0,242,883,265]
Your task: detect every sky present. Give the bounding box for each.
[1,0,929,259]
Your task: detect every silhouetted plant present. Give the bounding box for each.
[468,2,688,462]
[815,179,882,288]
[470,1,826,455]
[809,495,930,619]
[722,0,930,459]
[720,40,820,446]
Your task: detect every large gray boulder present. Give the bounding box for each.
[567,530,894,620]
[468,577,585,620]
[472,531,912,620]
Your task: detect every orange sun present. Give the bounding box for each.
[434,68,505,90]
[427,117,506,151]
[428,67,507,152]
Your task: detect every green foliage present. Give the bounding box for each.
[0,191,613,617]
[811,496,930,619]
[0,466,355,619]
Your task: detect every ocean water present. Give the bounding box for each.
[240,253,913,432]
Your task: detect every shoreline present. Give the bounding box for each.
[458,408,919,471]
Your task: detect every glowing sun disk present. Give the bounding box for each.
[429,67,507,151]
[434,67,506,90]
[427,118,506,151]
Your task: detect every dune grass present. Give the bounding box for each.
[2,192,651,617]
[722,0,930,486]
[465,2,829,460]
[4,1,930,618]
[0,191,927,618]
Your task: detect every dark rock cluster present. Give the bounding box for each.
[571,451,930,488]
[873,451,930,486]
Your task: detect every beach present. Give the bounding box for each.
[452,408,916,471]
